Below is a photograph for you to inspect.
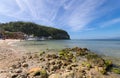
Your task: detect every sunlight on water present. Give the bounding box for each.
[16,39,120,64]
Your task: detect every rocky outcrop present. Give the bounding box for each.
[0,47,120,78]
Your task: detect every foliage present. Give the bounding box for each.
[0,21,70,39]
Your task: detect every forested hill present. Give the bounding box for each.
[0,21,70,39]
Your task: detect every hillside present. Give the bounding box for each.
[0,21,70,39]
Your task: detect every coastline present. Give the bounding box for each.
[0,40,120,78]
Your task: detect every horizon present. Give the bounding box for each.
[0,0,120,39]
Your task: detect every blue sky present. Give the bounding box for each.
[0,0,120,39]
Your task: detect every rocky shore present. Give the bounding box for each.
[0,40,120,78]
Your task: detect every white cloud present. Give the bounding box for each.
[100,18,120,27]
[0,0,19,15]
[65,0,106,30]
[0,0,120,31]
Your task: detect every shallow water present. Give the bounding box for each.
[16,39,120,64]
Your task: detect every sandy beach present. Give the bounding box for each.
[0,39,25,77]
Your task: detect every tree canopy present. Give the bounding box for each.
[0,21,70,39]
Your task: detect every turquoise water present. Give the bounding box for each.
[17,39,120,59]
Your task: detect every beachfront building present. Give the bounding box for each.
[27,35,52,41]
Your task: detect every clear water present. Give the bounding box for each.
[16,39,120,61]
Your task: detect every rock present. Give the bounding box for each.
[82,62,91,70]
[28,55,32,59]
[11,73,18,78]
[40,58,45,61]
[62,60,70,66]
[86,53,105,67]
[56,60,62,65]
[11,64,16,69]
[21,59,26,63]
[71,63,78,67]
[39,51,45,56]
[15,68,22,73]
[28,67,48,78]
[33,54,39,58]
[49,60,56,65]
[11,62,21,69]
[98,67,106,74]
[66,65,72,70]
[82,48,88,52]
[49,74,61,78]
[17,73,28,78]
[50,65,60,72]
[61,71,74,78]
[67,52,74,59]
[111,67,120,74]
[22,63,28,67]
[28,67,41,76]
[46,54,58,59]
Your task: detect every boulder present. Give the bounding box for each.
[27,67,48,78]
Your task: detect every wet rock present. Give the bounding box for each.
[82,48,89,52]
[72,47,82,52]
[86,53,105,67]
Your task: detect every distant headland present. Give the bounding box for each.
[0,21,70,40]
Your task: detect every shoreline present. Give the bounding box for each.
[0,40,120,78]
[0,39,26,77]
[0,39,21,46]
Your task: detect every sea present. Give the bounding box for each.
[16,39,120,64]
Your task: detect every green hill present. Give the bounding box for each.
[0,21,70,39]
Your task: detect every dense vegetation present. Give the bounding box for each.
[0,21,70,39]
